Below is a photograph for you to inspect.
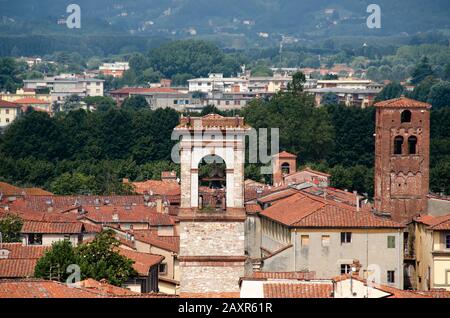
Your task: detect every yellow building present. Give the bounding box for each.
[0,100,22,127]
[0,88,52,104]
[410,214,450,291]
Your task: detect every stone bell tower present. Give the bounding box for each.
[175,114,250,296]
[374,97,431,222]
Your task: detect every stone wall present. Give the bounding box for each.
[180,222,245,256]
[180,265,244,293]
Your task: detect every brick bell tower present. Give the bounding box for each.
[175,114,250,297]
[374,97,431,222]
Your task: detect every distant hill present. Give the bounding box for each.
[0,0,449,51]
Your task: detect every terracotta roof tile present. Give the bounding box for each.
[252,272,316,280]
[14,97,49,105]
[261,192,403,229]
[245,203,262,214]
[82,205,175,225]
[0,243,48,259]
[117,248,164,276]
[375,97,431,108]
[131,180,180,196]
[273,151,297,159]
[21,221,83,234]
[263,282,333,298]
[0,182,24,197]
[111,87,180,94]
[0,259,38,278]
[133,230,179,253]
[0,99,22,108]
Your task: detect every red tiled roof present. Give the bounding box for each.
[427,215,450,231]
[245,203,262,214]
[180,292,240,298]
[375,97,431,108]
[0,99,22,108]
[82,205,175,225]
[257,188,297,204]
[133,230,179,253]
[79,279,139,296]
[14,97,49,105]
[21,195,145,212]
[110,87,179,94]
[0,260,39,278]
[0,182,24,196]
[252,272,316,280]
[118,248,164,276]
[263,283,333,298]
[131,180,180,196]
[261,192,403,229]
[273,151,297,159]
[0,279,177,298]
[0,243,48,259]
[414,214,437,226]
[21,221,83,234]
[22,188,53,196]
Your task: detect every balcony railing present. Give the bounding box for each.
[199,189,226,212]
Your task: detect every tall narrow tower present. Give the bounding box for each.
[374,97,431,222]
[175,114,250,297]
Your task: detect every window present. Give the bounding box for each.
[64,234,71,241]
[28,234,43,245]
[281,163,290,175]
[159,263,167,275]
[5,109,9,114]
[6,118,10,123]
[341,264,351,274]
[401,110,412,123]
[387,236,396,249]
[341,232,352,244]
[408,136,418,155]
[173,100,178,105]
[387,271,395,284]
[322,235,330,247]
[394,136,404,155]
[446,234,450,249]
[301,235,310,247]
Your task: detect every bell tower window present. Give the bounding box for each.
[394,136,404,155]
[408,136,418,155]
[401,110,412,123]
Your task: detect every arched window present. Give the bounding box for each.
[401,110,412,123]
[408,136,418,155]
[394,136,404,155]
[281,162,291,175]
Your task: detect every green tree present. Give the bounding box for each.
[411,56,434,85]
[0,213,23,243]
[323,74,338,80]
[428,81,450,109]
[321,93,339,105]
[50,172,97,195]
[375,82,404,102]
[287,71,306,95]
[34,240,78,282]
[122,95,149,110]
[76,230,137,286]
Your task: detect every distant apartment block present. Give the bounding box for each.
[99,62,130,78]
[23,74,104,103]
